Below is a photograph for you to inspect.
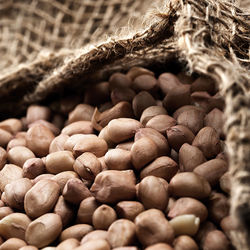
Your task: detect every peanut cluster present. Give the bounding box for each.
[0,67,235,250]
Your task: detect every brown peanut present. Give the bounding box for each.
[140,106,167,126]
[63,178,92,205]
[67,104,95,124]
[25,213,62,248]
[26,124,55,157]
[0,238,27,250]
[131,137,158,171]
[135,128,170,156]
[24,179,60,218]
[92,204,117,230]
[73,152,101,181]
[0,164,23,192]
[26,105,51,124]
[0,212,31,240]
[127,66,154,80]
[137,176,168,211]
[107,219,136,248]
[194,159,228,186]
[202,230,230,250]
[192,127,221,159]
[169,172,211,199]
[73,137,108,157]
[49,134,69,153]
[60,224,93,241]
[54,196,75,227]
[111,88,136,105]
[104,148,132,170]
[173,235,199,250]
[4,178,33,210]
[0,128,12,147]
[56,238,80,250]
[146,115,176,135]
[23,158,46,179]
[0,147,7,170]
[52,171,79,192]
[61,121,93,136]
[179,143,206,172]
[77,197,99,224]
[115,201,144,221]
[145,243,173,250]
[168,197,208,222]
[135,209,174,246]
[140,156,178,181]
[7,137,26,151]
[90,170,136,204]
[75,239,110,250]
[81,230,108,244]
[0,119,22,135]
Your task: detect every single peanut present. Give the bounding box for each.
[23,158,46,179]
[202,230,230,250]
[127,67,154,80]
[52,171,79,192]
[135,209,174,246]
[28,120,60,136]
[4,178,33,210]
[0,207,13,219]
[173,235,199,250]
[145,243,173,250]
[60,224,93,241]
[0,147,7,170]
[77,197,99,224]
[179,143,206,172]
[132,74,158,93]
[109,73,132,89]
[75,239,110,250]
[169,214,200,236]
[67,104,95,124]
[107,118,143,143]
[146,115,176,135]
[140,156,178,181]
[24,179,60,218]
[26,124,55,157]
[90,170,136,204]
[137,176,168,211]
[61,121,93,136]
[192,127,221,159]
[0,164,23,192]
[0,238,27,250]
[92,204,117,230]
[7,137,26,151]
[25,213,62,248]
[168,197,208,222]
[81,230,108,244]
[56,238,80,250]
[135,128,170,156]
[7,146,35,167]
[194,159,228,186]
[49,134,69,153]
[73,152,101,181]
[0,212,31,240]
[26,105,51,124]
[111,88,136,105]
[169,172,211,199]
[0,119,22,134]
[54,196,75,227]
[131,137,158,171]
[115,201,145,221]
[63,178,92,205]
[0,128,12,147]
[107,219,136,248]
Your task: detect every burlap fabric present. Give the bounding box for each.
[0,0,249,249]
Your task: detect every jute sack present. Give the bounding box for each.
[0,0,249,249]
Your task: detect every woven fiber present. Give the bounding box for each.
[0,0,249,249]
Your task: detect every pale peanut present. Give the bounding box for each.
[0,128,12,147]
[0,238,27,250]
[26,105,51,124]
[67,104,95,124]
[0,119,22,134]
[145,243,173,250]
[56,238,80,250]
[61,121,93,136]
[75,239,110,250]
[0,207,13,219]
[0,147,7,170]
[81,230,108,244]
[7,137,26,151]
[49,134,69,153]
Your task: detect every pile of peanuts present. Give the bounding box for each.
[0,66,236,250]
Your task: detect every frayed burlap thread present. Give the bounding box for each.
[0,0,249,249]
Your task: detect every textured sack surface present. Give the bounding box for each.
[0,0,249,249]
